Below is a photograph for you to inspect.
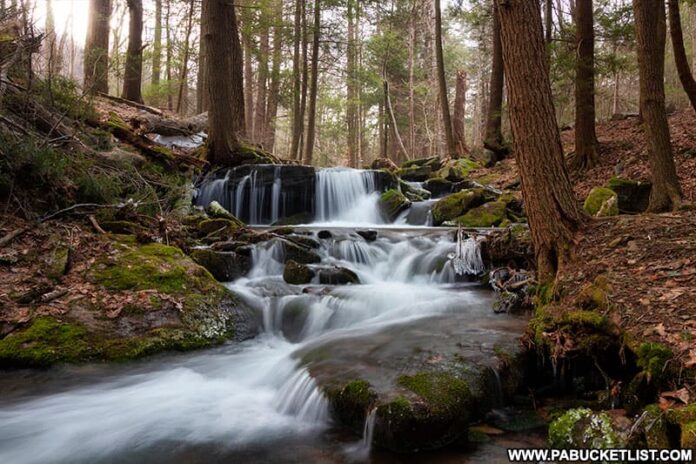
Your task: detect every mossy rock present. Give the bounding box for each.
[379,189,411,221]
[371,158,398,171]
[325,379,378,432]
[281,239,321,264]
[272,212,314,226]
[575,275,613,310]
[396,165,433,182]
[423,177,454,197]
[583,187,618,217]
[642,404,671,448]
[399,179,431,202]
[606,177,651,213]
[435,158,480,182]
[45,245,71,280]
[190,248,251,281]
[635,342,672,382]
[453,200,508,227]
[198,218,243,236]
[317,266,359,285]
[283,260,315,285]
[205,201,243,223]
[431,189,487,226]
[402,156,442,170]
[549,408,623,449]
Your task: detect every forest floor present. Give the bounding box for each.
[472,109,696,379]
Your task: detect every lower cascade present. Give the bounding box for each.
[0,224,526,463]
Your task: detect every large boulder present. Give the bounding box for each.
[435,158,480,182]
[317,266,360,285]
[371,158,399,171]
[583,187,619,217]
[402,156,443,171]
[431,189,488,226]
[0,239,258,367]
[423,178,455,198]
[379,189,411,221]
[399,179,431,202]
[189,248,251,281]
[280,239,322,264]
[283,260,315,285]
[397,165,432,182]
[453,201,508,227]
[607,177,651,213]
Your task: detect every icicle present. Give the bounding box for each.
[448,227,484,276]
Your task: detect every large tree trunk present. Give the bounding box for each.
[165,0,173,110]
[290,0,303,160]
[152,0,162,88]
[121,0,143,103]
[408,0,417,159]
[253,11,270,144]
[484,0,506,158]
[264,0,282,152]
[434,0,458,158]
[495,0,586,281]
[668,0,696,112]
[346,0,358,167]
[84,0,110,94]
[196,0,209,113]
[452,70,468,157]
[570,0,597,170]
[299,3,309,160]
[205,0,245,166]
[175,0,195,114]
[633,0,683,211]
[303,0,320,165]
[545,0,552,43]
[242,19,254,138]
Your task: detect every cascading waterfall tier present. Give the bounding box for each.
[195,165,396,225]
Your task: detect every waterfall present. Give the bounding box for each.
[345,408,377,461]
[314,168,384,224]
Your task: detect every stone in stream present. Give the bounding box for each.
[189,248,251,281]
[283,260,316,285]
[379,189,411,222]
[279,239,322,264]
[317,267,360,285]
[431,189,489,226]
[317,230,333,239]
[356,230,378,242]
[423,178,455,198]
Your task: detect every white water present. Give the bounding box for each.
[314,168,385,226]
[0,230,487,464]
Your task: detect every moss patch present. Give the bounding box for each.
[454,200,507,227]
[635,342,672,381]
[431,189,486,225]
[584,187,618,217]
[436,158,480,181]
[379,189,411,221]
[397,371,471,415]
[549,408,621,449]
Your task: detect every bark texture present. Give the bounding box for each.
[290,0,303,160]
[84,0,110,94]
[196,0,209,113]
[434,0,458,158]
[495,0,585,281]
[303,0,320,165]
[122,0,144,103]
[484,0,506,158]
[633,0,683,211]
[452,70,468,157]
[205,0,245,166]
[570,0,597,170]
[668,0,696,112]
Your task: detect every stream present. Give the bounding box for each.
[0,168,541,463]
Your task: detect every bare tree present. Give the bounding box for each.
[84,0,110,94]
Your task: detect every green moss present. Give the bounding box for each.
[607,177,640,189]
[198,218,243,236]
[636,342,672,381]
[431,189,486,225]
[0,317,92,367]
[454,200,507,227]
[46,246,70,280]
[643,404,670,448]
[436,158,480,181]
[379,189,411,221]
[106,112,131,132]
[681,421,696,448]
[397,371,471,414]
[665,403,696,426]
[396,165,433,182]
[549,408,621,449]
[583,187,618,217]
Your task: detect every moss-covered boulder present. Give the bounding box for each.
[371,158,398,171]
[607,177,651,213]
[549,408,624,449]
[397,165,432,182]
[189,248,251,282]
[198,218,243,236]
[271,212,314,226]
[0,240,258,367]
[399,179,431,202]
[283,260,315,285]
[453,200,508,227]
[431,189,487,226]
[402,156,443,170]
[205,201,243,223]
[379,189,411,222]
[280,239,321,264]
[583,187,619,217]
[326,379,378,432]
[435,158,480,182]
[45,245,71,280]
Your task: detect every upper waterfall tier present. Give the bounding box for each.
[195,165,398,226]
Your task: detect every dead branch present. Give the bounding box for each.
[97,92,163,116]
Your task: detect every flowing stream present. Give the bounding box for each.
[0,168,535,463]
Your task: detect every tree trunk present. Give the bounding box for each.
[175,0,194,114]
[570,0,597,170]
[484,0,506,158]
[346,0,358,167]
[84,0,110,94]
[196,0,209,113]
[452,69,468,157]
[299,1,309,160]
[205,0,246,167]
[152,0,162,87]
[668,0,696,112]
[545,0,552,43]
[385,79,409,160]
[495,0,586,281]
[290,0,303,160]
[165,0,173,110]
[434,0,458,158]
[264,0,282,152]
[408,0,417,158]
[121,0,143,103]
[691,5,696,77]
[633,0,683,211]
[254,13,270,144]
[303,0,320,165]
[242,25,254,138]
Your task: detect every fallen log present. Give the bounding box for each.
[97,92,163,116]
[130,112,207,137]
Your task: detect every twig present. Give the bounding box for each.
[88,215,106,234]
[40,287,69,303]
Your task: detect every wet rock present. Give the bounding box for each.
[318,267,359,285]
[379,189,411,222]
[285,235,321,249]
[399,179,431,202]
[189,248,251,281]
[271,212,314,226]
[423,177,455,197]
[548,408,627,449]
[326,380,378,432]
[198,218,243,236]
[356,230,378,242]
[431,189,488,226]
[583,187,619,217]
[283,260,315,285]
[453,200,508,227]
[482,225,534,268]
[317,230,333,239]
[607,177,651,213]
[210,240,248,252]
[402,156,443,171]
[280,239,321,264]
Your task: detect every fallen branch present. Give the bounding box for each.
[130,112,207,137]
[40,287,70,303]
[97,92,163,116]
[88,215,106,234]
